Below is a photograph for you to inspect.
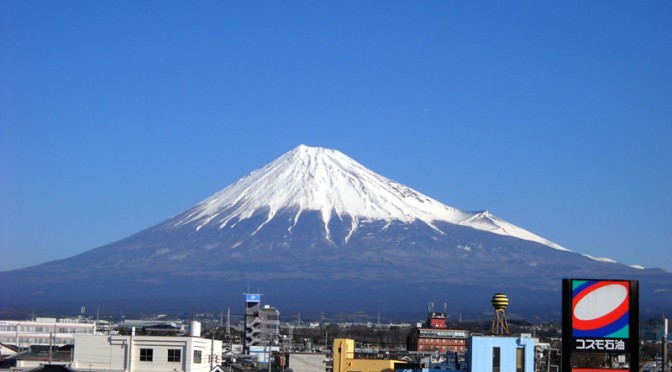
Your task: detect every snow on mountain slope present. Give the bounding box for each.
[174,145,569,251]
[458,210,569,251]
[583,254,618,264]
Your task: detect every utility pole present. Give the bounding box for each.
[15,323,20,353]
[267,340,272,372]
[226,307,231,340]
[663,318,668,372]
[211,328,215,370]
[48,332,53,364]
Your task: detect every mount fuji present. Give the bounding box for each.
[175,145,566,250]
[1,145,670,320]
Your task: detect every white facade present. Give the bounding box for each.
[0,318,97,348]
[71,334,222,372]
[286,352,329,372]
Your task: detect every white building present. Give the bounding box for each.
[71,331,222,372]
[249,345,280,363]
[0,318,97,348]
[286,352,329,372]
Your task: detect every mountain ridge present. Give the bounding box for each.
[0,145,669,319]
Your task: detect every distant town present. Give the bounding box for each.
[0,286,669,372]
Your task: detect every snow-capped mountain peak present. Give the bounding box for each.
[174,145,568,250]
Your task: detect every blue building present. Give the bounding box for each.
[467,336,535,372]
[395,335,535,372]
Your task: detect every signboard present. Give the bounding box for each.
[562,279,639,372]
[571,280,630,351]
[246,293,261,303]
[429,312,447,319]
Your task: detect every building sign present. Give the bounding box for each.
[574,338,626,351]
[429,312,446,319]
[246,293,261,302]
[571,280,631,351]
[562,279,639,372]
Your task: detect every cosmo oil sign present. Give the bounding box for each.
[562,279,639,372]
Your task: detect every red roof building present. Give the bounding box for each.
[407,312,468,353]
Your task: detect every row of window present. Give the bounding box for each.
[418,330,467,338]
[420,338,465,344]
[139,348,201,363]
[417,345,465,351]
[0,337,71,345]
[0,326,94,333]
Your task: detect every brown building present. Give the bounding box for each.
[407,312,468,353]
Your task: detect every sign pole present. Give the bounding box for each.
[629,280,639,372]
[561,279,571,372]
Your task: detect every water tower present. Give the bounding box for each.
[490,293,510,335]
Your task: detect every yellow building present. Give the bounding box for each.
[332,338,403,372]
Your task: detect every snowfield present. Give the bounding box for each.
[175,145,570,251]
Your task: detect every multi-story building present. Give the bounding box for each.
[407,312,468,353]
[467,335,535,372]
[0,318,97,348]
[244,294,281,364]
[259,305,280,342]
[332,338,404,372]
[244,294,280,350]
[244,293,262,354]
[71,323,222,372]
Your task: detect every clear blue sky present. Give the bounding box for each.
[1,1,670,272]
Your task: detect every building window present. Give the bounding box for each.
[140,348,153,362]
[492,347,500,372]
[516,348,525,372]
[168,349,181,362]
[194,350,202,364]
